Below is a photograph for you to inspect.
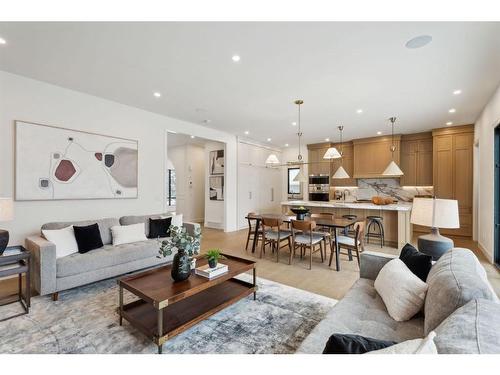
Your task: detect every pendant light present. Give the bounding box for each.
[292,100,308,183]
[265,153,280,165]
[332,125,350,179]
[382,117,404,176]
[323,135,341,160]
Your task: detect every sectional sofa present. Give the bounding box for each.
[26,213,200,300]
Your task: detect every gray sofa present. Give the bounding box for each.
[26,213,200,300]
[298,248,500,354]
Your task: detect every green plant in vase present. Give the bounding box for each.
[205,248,226,268]
[158,225,201,281]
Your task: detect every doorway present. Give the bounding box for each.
[495,125,500,267]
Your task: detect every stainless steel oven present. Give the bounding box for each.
[308,175,330,201]
[309,175,330,185]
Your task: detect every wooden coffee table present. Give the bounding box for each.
[117,254,257,353]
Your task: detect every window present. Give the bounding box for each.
[167,169,176,206]
[287,168,301,195]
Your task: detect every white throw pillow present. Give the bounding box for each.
[369,332,437,354]
[111,223,148,246]
[42,225,79,259]
[374,258,428,322]
[171,213,183,228]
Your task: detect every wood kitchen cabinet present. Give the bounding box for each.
[307,143,332,176]
[329,141,357,187]
[353,135,401,178]
[400,132,433,186]
[432,125,474,237]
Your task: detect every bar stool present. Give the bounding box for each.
[342,214,357,236]
[366,215,384,247]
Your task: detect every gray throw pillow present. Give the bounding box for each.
[424,248,498,334]
[434,299,500,354]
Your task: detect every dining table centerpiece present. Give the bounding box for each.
[158,225,201,282]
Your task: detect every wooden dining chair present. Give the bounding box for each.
[260,216,292,263]
[290,220,325,269]
[245,212,263,251]
[329,221,365,267]
[310,213,334,258]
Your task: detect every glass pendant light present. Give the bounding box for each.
[382,117,404,176]
[332,125,350,179]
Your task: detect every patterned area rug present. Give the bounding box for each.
[0,274,336,354]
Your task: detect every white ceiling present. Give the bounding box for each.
[1,22,500,146]
[167,132,212,148]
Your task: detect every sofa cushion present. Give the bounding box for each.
[399,243,432,282]
[42,218,119,246]
[323,334,396,354]
[434,299,500,354]
[120,213,173,236]
[297,278,424,353]
[73,223,104,253]
[424,248,499,334]
[56,238,165,278]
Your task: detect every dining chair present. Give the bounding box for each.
[260,216,292,263]
[245,212,263,251]
[310,213,334,258]
[329,221,365,267]
[290,220,325,269]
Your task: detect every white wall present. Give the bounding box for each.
[0,71,238,246]
[168,144,205,222]
[474,83,500,263]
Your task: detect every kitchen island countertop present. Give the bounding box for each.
[281,200,412,212]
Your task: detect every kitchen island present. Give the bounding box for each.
[281,200,412,249]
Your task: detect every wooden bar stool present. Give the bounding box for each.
[290,220,325,269]
[260,216,292,264]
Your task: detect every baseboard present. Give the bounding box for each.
[478,241,494,264]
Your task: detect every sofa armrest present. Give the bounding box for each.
[25,235,57,296]
[359,251,397,280]
[182,221,201,236]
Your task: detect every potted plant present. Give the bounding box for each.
[157,225,201,282]
[205,248,226,268]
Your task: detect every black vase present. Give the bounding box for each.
[171,248,191,282]
[208,258,217,268]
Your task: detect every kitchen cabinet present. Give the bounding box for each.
[400,133,433,186]
[329,141,357,187]
[307,144,331,176]
[353,135,402,178]
[432,125,474,237]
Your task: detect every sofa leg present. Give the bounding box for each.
[52,292,59,301]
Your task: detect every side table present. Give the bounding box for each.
[0,246,31,322]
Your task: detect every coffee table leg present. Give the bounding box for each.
[253,268,257,300]
[119,285,123,326]
[158,309,163,354]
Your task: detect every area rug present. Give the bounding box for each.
[0,274,336,354]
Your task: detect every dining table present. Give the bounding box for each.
[245,213,356,271]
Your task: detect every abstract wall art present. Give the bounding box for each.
[209,149,224,175]
[15,121,138,200]
[209,176,224,201]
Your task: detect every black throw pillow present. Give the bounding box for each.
[148,217,172,239]
[73,223,104,253]
[399,243,432,282]
[323,334,396,354]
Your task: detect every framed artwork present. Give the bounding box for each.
[15,120,138,200]
[209,176,224,201]
[209,149,224,175]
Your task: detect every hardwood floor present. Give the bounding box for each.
[1,227,499,302]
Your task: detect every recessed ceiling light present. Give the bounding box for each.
[377,131,382,135]
[0,37,6,45]
[190,135,195,139]
[405,35,433,49]
[267,138,272,142]
[325,138,330,142]
[244,130,249,135]
[202,119,212,124]
[232,55,241,62]
[446,121,453,126]
[291,122,297,126]
[153,92,161,98]
[284,143,289,147]
[453,89,462,95]
[356,109,363,114]
[449,108,456,113]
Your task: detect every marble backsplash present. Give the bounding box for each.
[333,179,433,202]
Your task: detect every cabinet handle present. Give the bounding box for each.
[249,191,252,200]
[271,188,274,202]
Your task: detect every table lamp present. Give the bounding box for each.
[410,197,459,260]
[0,197,14,255]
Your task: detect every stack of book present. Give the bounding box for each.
[195,263,228,279]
